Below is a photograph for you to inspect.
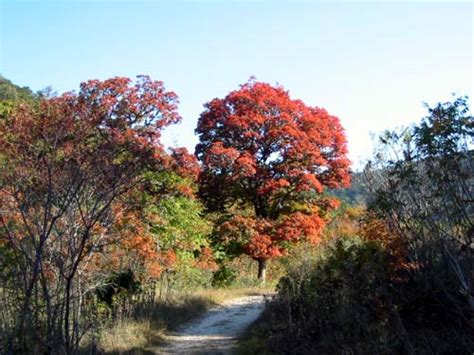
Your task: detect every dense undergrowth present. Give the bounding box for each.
[241,233,472,354]
[263,237,472,354]
[239,96,473,354]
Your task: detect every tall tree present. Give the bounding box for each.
[0,76,180,353]
[195,79,350,280]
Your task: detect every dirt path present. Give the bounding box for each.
[156,295,266,354]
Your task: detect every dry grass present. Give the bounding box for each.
[96,320,158,354]
[192,287,272,304]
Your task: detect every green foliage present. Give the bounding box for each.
[211,265,237,288]
[208,213,249,263]
[0,76,37,121]
[0,75,35,102]
[364,95,473,327]
[166,264,214,291]
[141,170,211,253]
[0,101,15,119]
[151,194,210,251]
[129,170,217,292]
[415,95,472,157]
[0,76,184,353]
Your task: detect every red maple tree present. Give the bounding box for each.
[196,79,350,280]
[0,75,182,351]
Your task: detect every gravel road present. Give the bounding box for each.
[157,295,266,354]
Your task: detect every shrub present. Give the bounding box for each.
[266,231,473,353]
[211,265,238,288]
[271,236,402,353]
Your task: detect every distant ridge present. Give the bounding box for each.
[0,75,35,101]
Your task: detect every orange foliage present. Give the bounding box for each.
[197,80,351,206]
[194,247,218,271]
[324,205,364,240]
[217,211,330,261]
[276,212,325,244]
[169,147,200,182]
[245,234,284,260]
[0,76,182,284]
[359,214,418,276]
[95,203,180,281]
[197,80,351,266]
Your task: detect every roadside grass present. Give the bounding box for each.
[88,286,273,354]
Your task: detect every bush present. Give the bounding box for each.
[270,236,400,353]
[211,265,238,288]
[96,270,141,307]
[265,233,473,354]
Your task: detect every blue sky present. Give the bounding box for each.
[1,0,472,168]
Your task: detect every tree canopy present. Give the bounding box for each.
[196,80,350,279]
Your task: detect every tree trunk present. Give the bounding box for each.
[257,259,267,283]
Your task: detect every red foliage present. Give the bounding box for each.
[257,178,291,195]
[322,197,341,211]
[276,212,325,244]
[244,234,284,261]
[218,215,257,245]
[359,214,418,278]
[194,247,218,270]
[0,76,181,282]
[170,147,201,181]
[158,249,177,270]
[196,80,350,205]
[196,80,350,265]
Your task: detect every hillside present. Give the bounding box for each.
[0,75,35,101]
[329,171,368,205]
